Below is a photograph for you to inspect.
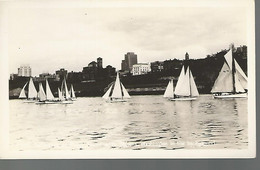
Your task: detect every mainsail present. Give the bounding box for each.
[46,79,55,100]
[111,73,123,98]
[70,85,76,98]
[58,88,63,100]
[61,78,71,99]
[38,83,46,101]
[174,66,186,96]
[189,68,199,97]
[28,77,38,99]
[163,79,174,98]
[19,82,28,99]
[174,66,199,97]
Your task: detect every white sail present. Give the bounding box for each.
[38,83,46,101]
[63,79,71,99]
[235,60,247,90]
[121,83,131,98]
[46,79,55,100]
[174,66,186,96]
[211,62,233,93]
[102,84,113,99]
[175,66,190,96]
[189,69,199,97]
[58,88,64,100]
[234,72,246,93]
[111,73,123,98]
[224,49,233,68]
[163,79,174,98]
[19,82,28,99]
[70,85,76,98]
[28,77,38,99]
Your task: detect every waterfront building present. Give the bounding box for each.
[150,61,164,72]
[132,63,151,76]
[18,65,31,77]
[121,52,138,72]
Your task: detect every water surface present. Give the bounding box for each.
[9,95,248,150]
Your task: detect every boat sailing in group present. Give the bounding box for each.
[18,45,248,103]
[19,78,76,104]
[102,72,131,102]
[211,47,248,98]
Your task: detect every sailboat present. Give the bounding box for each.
[211,48,247,98]
[165,65,199,101]
[19,77,38,102]
[59,78,73,104]
[69,84,77,101]
[102,72,131,102]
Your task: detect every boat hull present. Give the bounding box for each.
[23,99,36,103]
[213,93,247,99]
[106,98,127,103]
[170,97,197,101]
[35,100,73,104]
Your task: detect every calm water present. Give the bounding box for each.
[9,95,248,151]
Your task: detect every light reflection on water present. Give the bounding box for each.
[9,95,247,151]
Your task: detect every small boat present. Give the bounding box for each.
[164,65,199,101]
[102,72,131,102]
[69,84,77,101]
[19,77,38,103]
[211,46,248,98]
[35,79,73,104]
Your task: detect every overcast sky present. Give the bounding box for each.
[8,4,248,76]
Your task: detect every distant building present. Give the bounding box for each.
[18,65,31,77]
[185,52,189,60]
[55,68,68,80]
[132,63,151,76]
[150,61,164,72]
[67,71,83,82]
[121,52,138,72]
[10,73,18,80]
[163,59,181,71]
[97,57,103,68]
[82,57,115,81]
[104,65,116,77]
[35,73,58,82]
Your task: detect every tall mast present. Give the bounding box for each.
[231,45,236,93]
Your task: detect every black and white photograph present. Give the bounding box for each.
[0,0,256,158]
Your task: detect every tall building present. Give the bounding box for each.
[97,57,103,68]
[18,65,31,77]
[121,52,138,72]
[185,52,189,60]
